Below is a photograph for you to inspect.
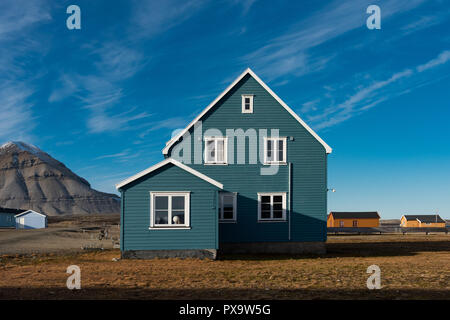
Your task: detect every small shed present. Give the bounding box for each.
[0,207,25,228]
[327,212,380,228]
[400,215,445,228]
[15,210,47,229]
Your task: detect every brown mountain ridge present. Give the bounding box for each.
[0,141,119,215]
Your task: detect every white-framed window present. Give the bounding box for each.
[204,137,227,164]
[219,192,237,222]
[242,94,254,113]
[257,192,286,221]
[264,137,287,164]
[150,192,190,229]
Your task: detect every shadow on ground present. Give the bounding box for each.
[326,240,450,258]
[218,239,450,260]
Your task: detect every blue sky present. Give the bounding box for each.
[0,0,449,219]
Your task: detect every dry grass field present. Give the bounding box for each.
[0,233,449,300]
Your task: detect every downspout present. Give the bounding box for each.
[288,162,292,241]
[120,189,124,253]
[215,190,219,250]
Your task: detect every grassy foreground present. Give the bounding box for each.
[0,234,449,300]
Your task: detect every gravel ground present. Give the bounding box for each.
[0,234,448,300]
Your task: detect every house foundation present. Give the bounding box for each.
[121,249,217,260]
[219,241,326,255]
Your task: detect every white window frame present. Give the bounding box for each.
[204,136,228,165]
[257,192,287,222]
[219,192,237,223]
[242,94,254,113]
[263,137,287,165]
[150,192,191,229]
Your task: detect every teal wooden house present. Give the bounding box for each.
[116,68,332,259]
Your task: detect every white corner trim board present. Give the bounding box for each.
[115,158,224,190]
[162,68,332,155]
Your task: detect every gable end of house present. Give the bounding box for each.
[162,68,332,156]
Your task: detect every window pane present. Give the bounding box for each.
[261,196,271,204]
[217,140,224,162]
[278,140,284,161]
[155,210,168,224]
[273,203,282,211]
[223,208,234,220]
[172,211,185,224]
[222,195,234,220]
[172,196,185,210]
[261,203,271,211]
[206,140,215,162]
[261,210,271,219]
[266,140,273,161]
[223,195,234,206]
[273,210,283,219]
[244,97,251,110]
[273,196,283,203]
[155,196,168,210]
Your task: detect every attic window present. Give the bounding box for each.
[242,95,254,113]
[204,137,228,164]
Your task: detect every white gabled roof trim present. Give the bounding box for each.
[115,158,224,190]
[162,68,332,155]
[15,210,46,218]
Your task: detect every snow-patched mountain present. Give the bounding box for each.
[0,141,119,215]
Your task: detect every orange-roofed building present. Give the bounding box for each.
[327,212,380,228]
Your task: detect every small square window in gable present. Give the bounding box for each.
[241,94,254,113]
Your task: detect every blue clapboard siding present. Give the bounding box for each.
[15,211,47,229]
[168,74,327,243]
[121,163,219,251]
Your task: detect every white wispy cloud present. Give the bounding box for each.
[300,99,320,114]
[90,42,147,80]
[94,149,131,160]
[400,15,444,35]
[0,82,35,142]
[138,117,190,139]
[245,0,427,81]
[0,0,51,41]
[130,0,208,38]
[228,0,258,15]
[48,41,151,134]
[306,50,450,130]
[417,50,450,72]
[48,74,79,103]
[312,69,413,129]
[0,0,51,142]
[88,109,151,134]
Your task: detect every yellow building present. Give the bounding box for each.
[327,212,380,228]
[400,215,446,228]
